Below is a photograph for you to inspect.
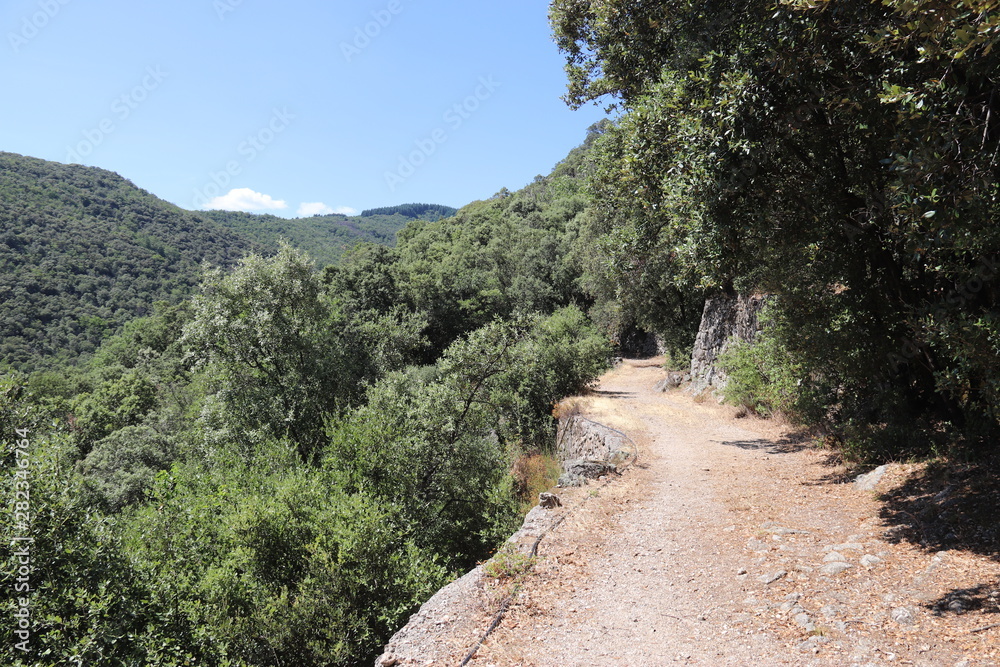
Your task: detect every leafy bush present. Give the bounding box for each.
[183,245,425,462]
[0,433,216,667]
[718,336,801,418]
[79,425,177,511]
[69,370,158,453]
[530,305,611,400]
[124,447,448,666]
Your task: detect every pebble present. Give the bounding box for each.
[798,639,821,654]
[821,561,853,576]
[890,606,917,625]
[760,570,788,585]
[820,605,841,618]
[762,521,810,535]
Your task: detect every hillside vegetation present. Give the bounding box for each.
[0,153,257,370]
[0,134,615,666]
[0,152,449,372]
[5,1,1000,664]
[204,204,453,267]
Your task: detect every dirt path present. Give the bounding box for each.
[469,360,1000,666]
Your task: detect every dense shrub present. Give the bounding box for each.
[0,433,215,667]
[79,425,178,511]
[718,336,801,418]
[123,449,449,666]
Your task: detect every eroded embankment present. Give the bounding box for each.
[374,395,637,666]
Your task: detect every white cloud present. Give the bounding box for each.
[298,201,357,218]
[203,188,287,212]
[297,202,334,216]
[297,202,357,217]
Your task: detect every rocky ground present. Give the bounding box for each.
[378,359,1000,666]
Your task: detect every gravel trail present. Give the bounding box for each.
[469,360,1000,666]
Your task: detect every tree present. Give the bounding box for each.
[79,425,178,511]
[182,245,349,460]
[551,0,1000,457]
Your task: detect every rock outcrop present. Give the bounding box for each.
[555,415,634,464]
[689,293,769,394]
[374,504,566,666]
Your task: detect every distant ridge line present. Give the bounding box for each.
[360,203,457,219]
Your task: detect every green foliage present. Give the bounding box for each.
[359,203,457,220]
[124,450,448,666]
[1,432,219,667]
[70,370,158,452]
[0,71,621,666]
[183,244,423,461]
[0,375,39,438]
[182,245,337,456]
[552,0,1000,459]
[393,140,602,358]
[87,300,192,372]
[327,311,608,569]
[79,425,178,511]
[513,306,612,440]
[0,153,434,374]
[0,152,257,372]
[718,338,801,419]
[203,208,426,267]
[326,326,525,567]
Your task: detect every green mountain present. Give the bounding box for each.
[359,203,456,220]
[0,152,260,370]
[0,152,455,371]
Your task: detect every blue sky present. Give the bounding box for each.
[1,0,608,216]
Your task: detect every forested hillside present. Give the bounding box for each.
[0,153,258,370]
[0,152,453,372]
[359,203,457,220]
[6,1,999,664]
[552,0,1000,461]
[0,133,615,666]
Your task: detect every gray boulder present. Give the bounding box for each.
[854,465,889,492]
[558,458,619,487]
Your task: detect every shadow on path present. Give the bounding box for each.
[591,390,635,398]
[923,582,1000,622]
[876,458,1000,561]
[716,432,813,455]
[875,458,1000,629]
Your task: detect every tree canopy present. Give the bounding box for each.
[552,0,1000,456]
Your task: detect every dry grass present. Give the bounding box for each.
[511,453,562,513]
[555,395,645,434]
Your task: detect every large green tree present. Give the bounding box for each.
[182,245,423,461]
